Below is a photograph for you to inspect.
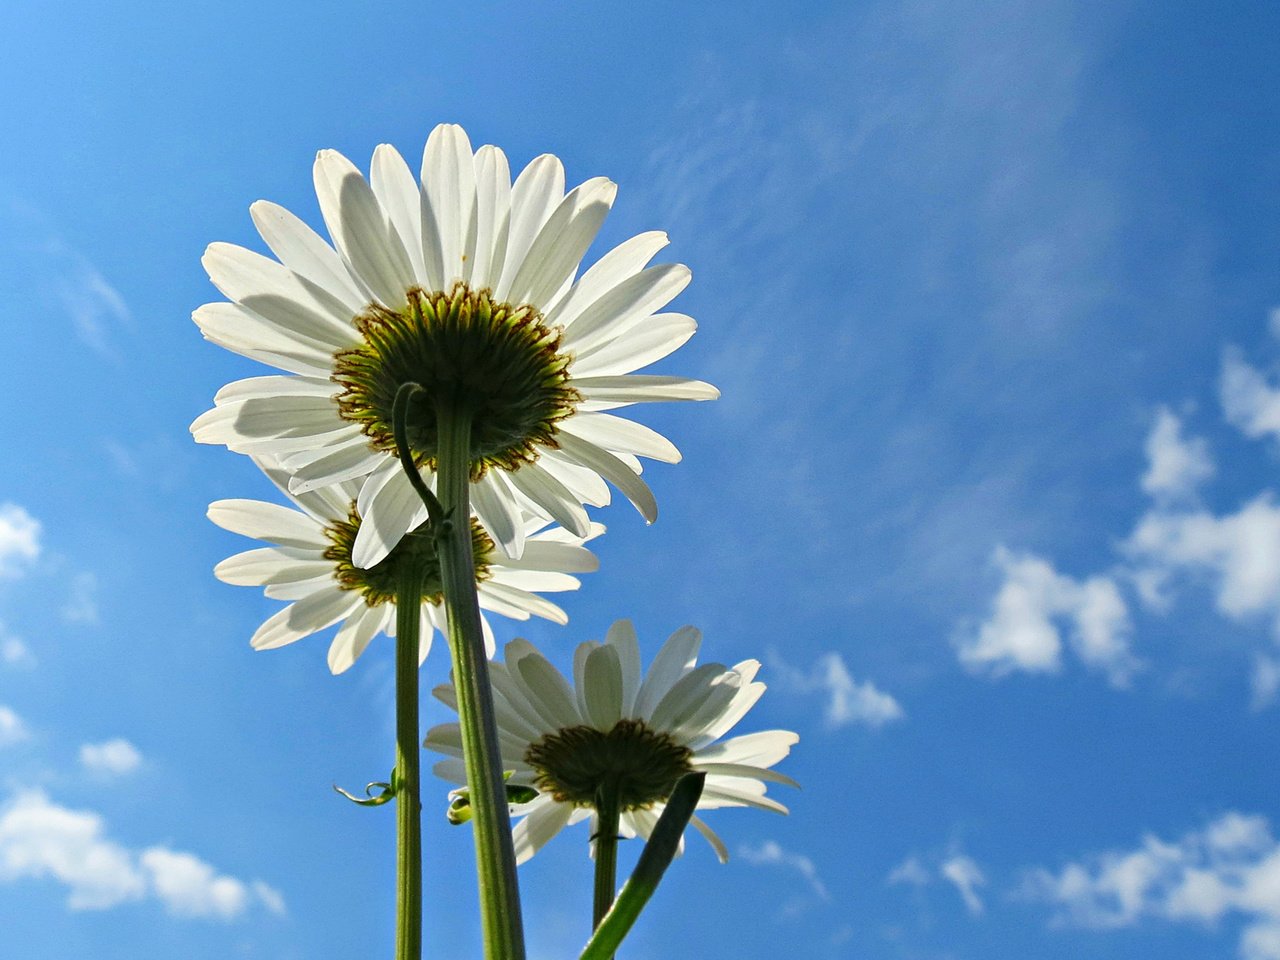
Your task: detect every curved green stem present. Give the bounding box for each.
[433,400,527,960]
[592,782,621,934]
[394,562,425,960]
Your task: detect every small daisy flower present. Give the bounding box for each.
[424,621,799,863]
[207,458,601,674]
[191,123,717,566]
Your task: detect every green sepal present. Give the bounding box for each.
[446,772,539,825]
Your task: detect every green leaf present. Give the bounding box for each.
[579,772,706,960]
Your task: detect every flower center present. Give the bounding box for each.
[332,283,579,477]
[524,719,694,809]
[322,505,494,606]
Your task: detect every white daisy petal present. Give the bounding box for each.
[207,499,327,549]
[688,815,729,863]
[313,149,415,306]
[575,375,721,404]
[558,414,681,464]
[690,762,801,790]
[648,663,731,733]
[553,433,657,522]
[471,471,526,557]
[249,199,367,308]
[605,619,643,717]
[560,263,691,353]
[692,730,800,769]
[496,154,565,300]
[512,796,573,865]
[633,625,702,719]
[193,302,336,376]
[506,177,616,309]
[492,538,598,574]
[582,644,623,729]
[215,547,333,586]
[370,144,428,286]
[351,469,429,569]
[513,651,582,729]
[250,588,363,650]
[328,604,385,675]
[546,230,669,328]
[421,124,477,287]
[570,313,698,378]
[470,144,511,289]
[483,582,569,625]
[202,242,357,342]
[504,462,592,538]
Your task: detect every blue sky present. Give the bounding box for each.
[2,0,1279,957]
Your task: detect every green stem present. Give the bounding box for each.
[592,782,621,934]
[394,563,425,960]
[434,400,527,960]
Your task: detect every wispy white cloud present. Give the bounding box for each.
[887,848,987,916]
[0,706,30,747]
[941,855,987,916]
[770,651,904,729]
[1,630,35,669]
[1022,811,1280,957]
[61,571,99,625]
[956,547,1139,687]
[739,839,830,902]
[1141,408,1214,501]
[0,789,283,919]
[0,503,41,578]
[887,855,931,887]
[79,739,142,777]
[1250,656,1280,713]
[1221,346,1280,445]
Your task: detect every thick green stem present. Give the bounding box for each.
[394,564,425,960]
[592,782,621,937]
[434,401,527,960]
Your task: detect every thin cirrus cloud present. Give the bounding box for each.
[1021,811,1280,959]
[0,789,284,920]
[738,839,830,902]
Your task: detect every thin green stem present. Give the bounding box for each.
[592,782,621,933]
[434,400,527,960]
[394,562,425,960]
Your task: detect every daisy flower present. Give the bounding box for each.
[191,123,717,566]
[207,458,601,674]
[424,620,799,863]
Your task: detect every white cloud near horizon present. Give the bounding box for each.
[739,839,830,902]
[1141,407,1214,501]
[79,739,142,777]
[956,547,1139,687]
[770,651,904,729]
[0,789,283,920]
[0,503,41,578]
[1022,811,1280,959]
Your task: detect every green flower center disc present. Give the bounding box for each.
[524,719,694,809]
[323,506,494,606]
[332,284,579,476]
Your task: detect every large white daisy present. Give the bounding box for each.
[191,123,717,566]
[207,458,601,674]
[424,621,799,863]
